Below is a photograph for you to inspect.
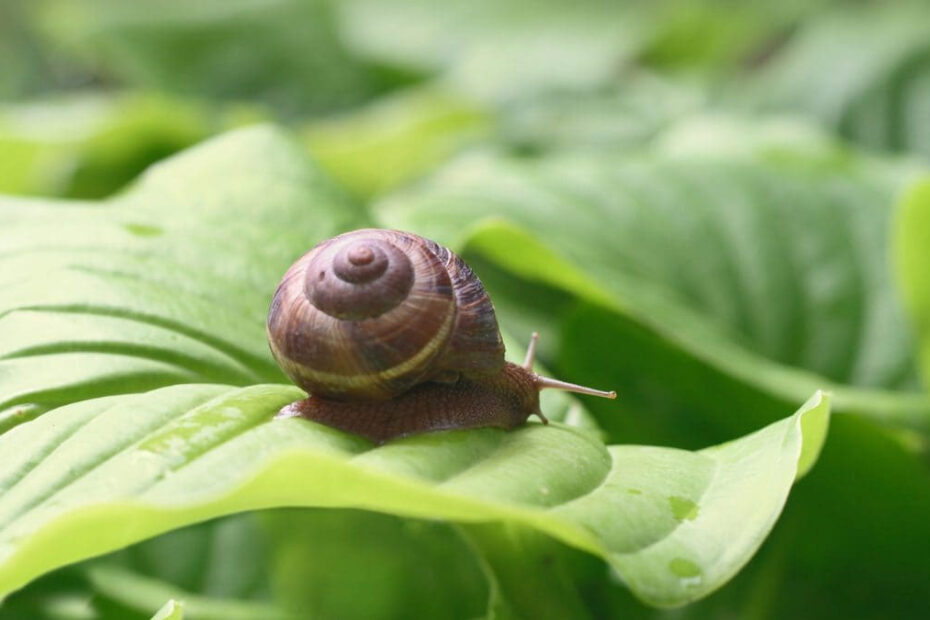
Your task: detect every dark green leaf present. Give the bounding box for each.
[38,0,383,116]
[378,146,930,432]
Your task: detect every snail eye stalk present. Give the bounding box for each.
[524,332,617,399]
[534,375,617,400]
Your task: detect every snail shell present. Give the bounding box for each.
[266,229,504,401]
[267,228,616,443]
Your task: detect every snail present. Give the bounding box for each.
[267,228,616,443]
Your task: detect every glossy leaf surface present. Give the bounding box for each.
[0,384,828,607]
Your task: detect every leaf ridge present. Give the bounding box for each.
[0,343,257,385]
[0,386,231,533]
[0,305,279,381]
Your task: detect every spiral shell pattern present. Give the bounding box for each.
[267,229,505,401]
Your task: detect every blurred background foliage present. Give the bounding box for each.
[2,0,930,618]
[4,0,929,201]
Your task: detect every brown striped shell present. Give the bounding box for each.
[266,229,505,401]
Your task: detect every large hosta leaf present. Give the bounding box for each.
[376,135,930,617]
[0,382,829,607]
[0,125,363,429]
[377,145,930,432]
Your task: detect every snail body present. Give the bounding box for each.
[267,229,615,443]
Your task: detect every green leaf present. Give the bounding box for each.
[337,0,649,102]
[499,75,705,156]
[895,178,930,389]
[0,382,829,607]
[1,513,289,619]
[0,567,94,620]
[104,513,276,603]
[377,147,930,434]
[335,1,830,104]
[0,1,73,100]
[87,565,289,620]
[637,1,811,73]
[151,599,183,620]
[0,94,260,199]
[459,522,618,619]
[376,134,930,616]
[37,0,382,116]
[263,509,488,619]
[303,88,491,199]
[0,125,363,428]
[745,2,930,160]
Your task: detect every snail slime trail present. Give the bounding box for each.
[267,229,616,443]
